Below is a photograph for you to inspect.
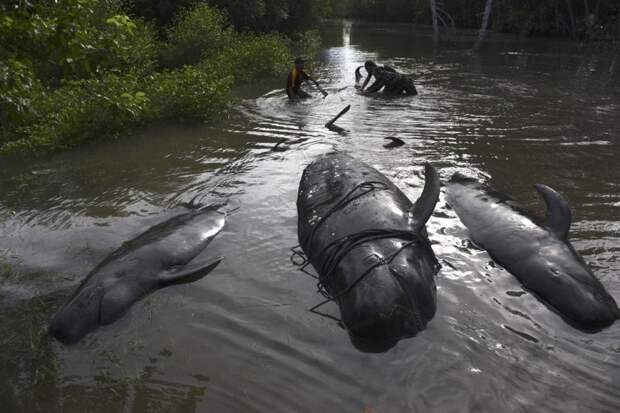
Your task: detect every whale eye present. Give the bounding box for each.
[363,253,382,265]
[550,267,561,276]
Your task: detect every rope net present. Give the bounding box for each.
[292,180,440,324]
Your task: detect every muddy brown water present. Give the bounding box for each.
[1,21,619,412]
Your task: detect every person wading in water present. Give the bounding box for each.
[286,57,328,100]
[359,60,417,95]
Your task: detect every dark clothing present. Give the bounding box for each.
[365,67,417,95]
[379,65,397,74]
[287,68,310,99]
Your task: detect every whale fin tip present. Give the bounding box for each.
[534,184,571,239]
[160,256,224,287]
[411,164,441,232]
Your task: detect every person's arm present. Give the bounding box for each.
[355,66,364,83]
[364,76,385,93]
[305,72,328,96]
[361,73,373,91]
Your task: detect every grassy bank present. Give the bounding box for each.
[0,1,317,156]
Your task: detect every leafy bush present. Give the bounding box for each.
[0,59,43,129]
[0,1,304,155]
[144,66,234,121]
[208,32,292,83]
[1,74,148,154]
[0,0,157,83]
[160,3,234,67]
[0,67,236,155]
[288,29,321,61]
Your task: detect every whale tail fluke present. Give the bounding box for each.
[411,164,441,232]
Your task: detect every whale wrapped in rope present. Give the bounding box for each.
[295,153,441,352]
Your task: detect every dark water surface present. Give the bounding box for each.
[1,21,619,412]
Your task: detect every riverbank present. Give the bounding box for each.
[0,1,319,156]
[325,0,620,41]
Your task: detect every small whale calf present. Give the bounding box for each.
[446,175,619,332]
[49,205,226,344]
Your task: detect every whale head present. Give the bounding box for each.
[525,243,620,332]
[338,244,438,353]
[49,277,145,344]
[49,282,106,344]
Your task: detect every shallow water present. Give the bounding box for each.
[1,21,619,412]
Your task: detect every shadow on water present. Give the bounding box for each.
[1,20,619,412]
[0,290,208,412]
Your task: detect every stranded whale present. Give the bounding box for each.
[50,206,226,344]
[296,153,440,352]
[446,175,619,332]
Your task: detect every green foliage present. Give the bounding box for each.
[144,66,233,121]
[208,32,293,83]
[208,0,290,31]
[289,29,321,59]
[130,0,324,33]
[0,59,43,129]
[2,73,147,154]
[161,3,234,67]
[0,0,157,82]
[0,68,235,155]
[0,1,295,155]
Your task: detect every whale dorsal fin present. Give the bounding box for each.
[534,184,572,239]
[411,164,441,232]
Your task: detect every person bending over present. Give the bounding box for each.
[360,60,417,96]
[286,57,327,100]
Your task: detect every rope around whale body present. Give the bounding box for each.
[290,180,440,325]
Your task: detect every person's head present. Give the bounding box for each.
[294,57,305,70]
[364,60,377,74]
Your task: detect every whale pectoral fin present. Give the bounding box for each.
[100,283,141,325]
[534,184,572,239]
[411,164,441,232]
[159,256,224,288]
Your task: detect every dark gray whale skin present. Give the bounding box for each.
[49,207,226,344]
[446,175,619,332]
[297,153,441,352]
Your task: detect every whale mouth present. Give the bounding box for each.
[350,334,399,353]
[346,309,422,353]
[349,326,418,353]
[49,309,83,345]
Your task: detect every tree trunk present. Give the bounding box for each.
[474,0,493,51]
[430,0,439,42]
[566,0,577,39]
